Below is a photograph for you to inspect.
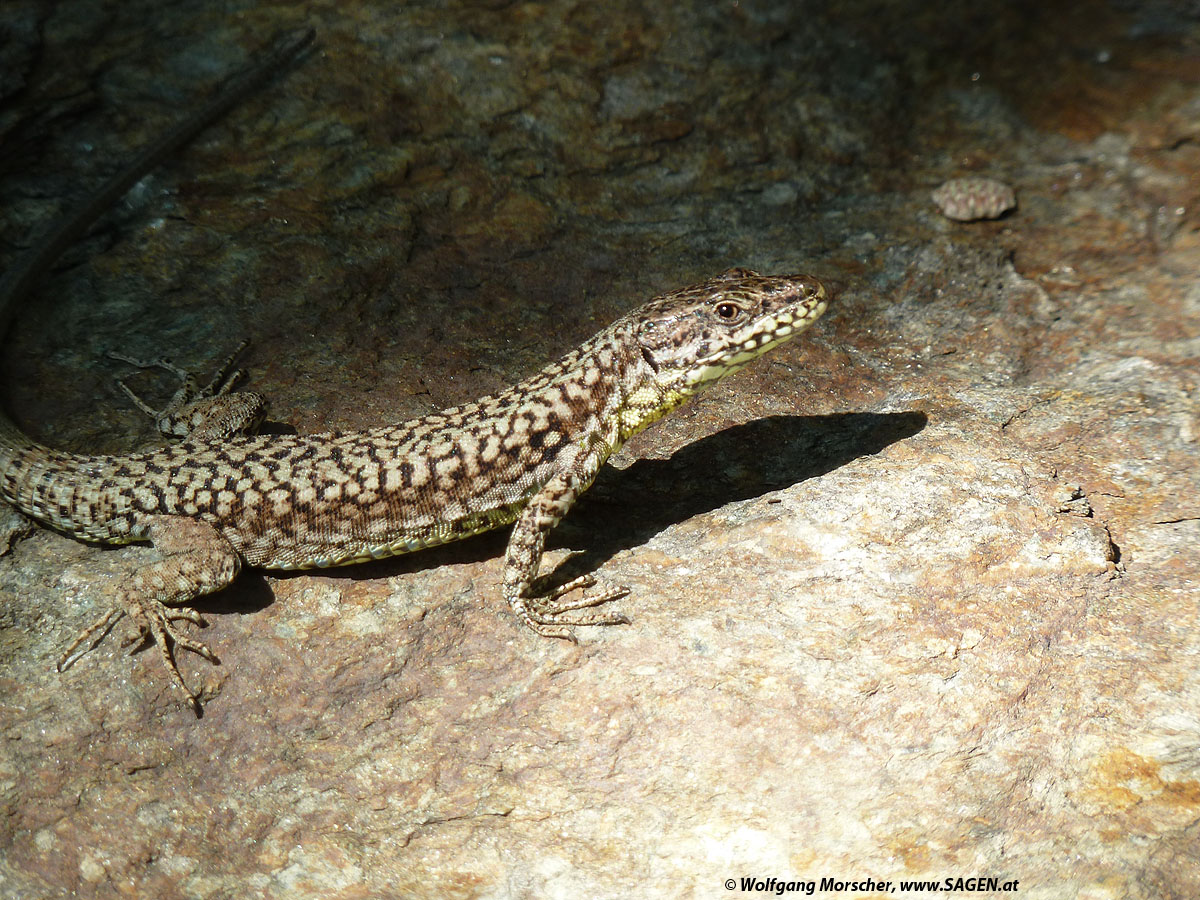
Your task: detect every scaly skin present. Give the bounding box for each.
[0,33,829,709]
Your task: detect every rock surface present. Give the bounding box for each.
[1,1,1198,898]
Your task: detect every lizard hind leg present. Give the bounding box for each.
[58,515,242,710]
[503,472,631,640]
[109,339,266,440]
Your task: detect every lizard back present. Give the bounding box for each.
[0,326,631,568]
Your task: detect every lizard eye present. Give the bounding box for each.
[715,302,743,321]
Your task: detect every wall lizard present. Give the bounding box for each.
[0,31,829,709]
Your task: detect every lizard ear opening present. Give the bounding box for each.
[639,344,661,373]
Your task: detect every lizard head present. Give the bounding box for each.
[633,268,829,397]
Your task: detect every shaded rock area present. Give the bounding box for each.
[1,0,1198,897]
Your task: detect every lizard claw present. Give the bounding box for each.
[520,576,632,637]
[123,594,219,707]
[59,596,218,711]
[57,608,125,673]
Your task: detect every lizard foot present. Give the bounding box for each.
[122,594,219,710]
[58,598,219,711]
[519,575,631,639]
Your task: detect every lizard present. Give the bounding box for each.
[0,30,830,710]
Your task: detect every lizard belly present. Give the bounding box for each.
[234,499,530,570]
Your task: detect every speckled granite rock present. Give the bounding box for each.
[1,1,1198,898]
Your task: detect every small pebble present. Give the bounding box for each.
[931,176,1016,222]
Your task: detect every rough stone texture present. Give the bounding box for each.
[1,1,1199,898]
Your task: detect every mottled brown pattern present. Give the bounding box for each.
[1,269,827,704]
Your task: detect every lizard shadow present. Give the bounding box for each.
[207,410,926,617]
[550,409,928,584]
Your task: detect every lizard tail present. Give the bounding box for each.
[0,29,315,533]
[0,413,135,542]
[0,414,42,525]
[0,29,316,480]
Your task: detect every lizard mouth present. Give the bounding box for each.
[683,293,828,386]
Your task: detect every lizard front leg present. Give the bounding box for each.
[59,515,241,709]
[503,467,629,640]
